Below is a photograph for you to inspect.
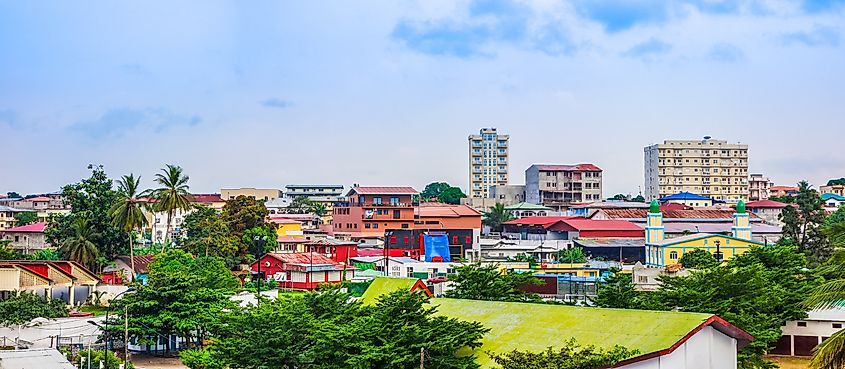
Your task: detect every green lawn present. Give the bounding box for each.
[77,305,109,316]
[766,355,810,369]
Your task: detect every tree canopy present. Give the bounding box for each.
[780,181,832,265]
[0,293,68,326]
[421,182,467,205]
[182,290,487,369]
[491,339,640,369]
[678,249,718,269]
[13,211,37,227]
[482,203,514,232]
[445,262,542,302]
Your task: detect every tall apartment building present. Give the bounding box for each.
[525,164,603,212]
[644,137,749,203]
[468,128,509,198]
[748,174,773,201]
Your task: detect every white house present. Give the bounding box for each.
[772,307,845,356]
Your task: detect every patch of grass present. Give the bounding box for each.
[78,305,109,316]
[766,355,810,369]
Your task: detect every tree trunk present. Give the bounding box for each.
[128,233,136,282]
[163,210,173,253]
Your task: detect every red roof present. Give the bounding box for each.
[116,255,155,273]
[25,196,51,202]
[503,216,580,227]
[269,218,301,224]
[595,209,759,220]
[745,200,789,209]
[418,203,481,217]
[660,203,690,211]
[349,186,418,195]
[189,193,223,203]
[277,236,307,243]
[535,164,602,172]
[769,185,798,191]
[2,222,47,233]
[357,249,387,257]
[255,252,352,270]
[551,219,642,232]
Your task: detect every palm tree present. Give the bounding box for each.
[482,203,515,232]
[59,215,101,271]
[807,223,845,369]
[152,164,191,252]
[109,174,149,281]
[309,202,328,224]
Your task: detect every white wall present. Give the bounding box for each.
[619,326,737,369]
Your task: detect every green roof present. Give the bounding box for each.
[432,299,715,368]
[505,202,552,210]
[360,277,423,305]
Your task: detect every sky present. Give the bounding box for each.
[1,0,844,197]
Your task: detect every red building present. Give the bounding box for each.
[306,238,359,264]
[331,186,419,239]
[250,253,356,290]
[502,216,644,239]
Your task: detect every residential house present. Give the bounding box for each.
[188,193,226,210]
[502,216,643,241]
[525,164,603,212]
[0,223,49,254]
[0,205,28,230]
[658,192,716,207]
[573,238,647,263]
[250,252,355,290]
[772,307,845,357]
[331,186,419,239]
[566,201,651,217]
[632,262,690,291]
[820,180,845,197]
[748,173,773,201]
[0,348,76,369]
[505,202,552,218]
[745,199,791,226]
[462,184,525,210]
[284,184,344,223]
[0,260,100,306]
[769,185,799,197]
[644,201,762,267]
[821,193,845,212]
[478,239,570,263]
[112,255,155,285]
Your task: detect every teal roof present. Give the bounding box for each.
[821,193,845,201]
[432,299,750,368]
[505,202,552,211]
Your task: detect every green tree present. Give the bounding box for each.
[827,178,845,186]
[180,206,239,263]
[0,242,20,259]
[46,165,125,260]
[769,195,796,203]
[806,249,845,369]
[13,211,37,227]
[58,215,101,270]
[288,196,313,214]
[446,262,542,302]
[221,195,271,261]
[6,192,21,198]
[678,249,717,269]
[780,181,831,265]
[557,248,585,263]
[631,195,645,202]
[491,339,639,369]
[109,174,149,280]
[483,203,514,232]
[309,202,328,220]
[608,194,627,201]
[0,293,68,327]
[438,186,467,205]
[73,350,133,369]
[108,250,239,354]
[593,270,665,310]
[507,253,539,267]
[152,164,192,251]
[421,182,452,201]
[185,290,487,369]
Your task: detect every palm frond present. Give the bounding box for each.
[811,329,845,369]
[805,279,845,310]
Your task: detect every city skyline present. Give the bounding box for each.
[2,1,844,195]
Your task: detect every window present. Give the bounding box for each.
[466,236,472,244]
[365,223,371,229]
[389,236,397,244]
[403,236,409,245]
[373,197,383,205]
[452,236,459,244]
[834,323,843,329]
[637,276,648,283]
[393,210,401,219]
[373,223,379,229]
[797,322,807,327]
[669,251,678,260]
[390,197,399,205]
[401,224,409,229]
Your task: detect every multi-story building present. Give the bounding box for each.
[284,184,344,224]
[525,164,603,212]
[769,185,799,197]
[820,179,845,197]
[0,206,27,230]
[220,188,282,201]
[468,128,509,199]
[331,186,419,239]
[644,137,749,203]
[748,174,773,201]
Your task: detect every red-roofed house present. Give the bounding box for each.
[0,222,49,254]
[331,186,419,239]
[502,217,642,240]
[189,193,226,210]
[250,252,356,290]
[745,200,792,226]
[525,164,603,212]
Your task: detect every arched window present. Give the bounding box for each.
[669,251,679,260]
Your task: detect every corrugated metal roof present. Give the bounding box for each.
[418,203,481,217]
[1,222,46,233]
[348,186,418,195]
[595,208,759,220]
[533,163,602,172]
[0,348,76,369]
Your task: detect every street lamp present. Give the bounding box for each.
[713,240,723,262]
[253,236,268,302]
[89,287,135,369]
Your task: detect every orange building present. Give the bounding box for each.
[415,203,482,230]
[332,186,419,238]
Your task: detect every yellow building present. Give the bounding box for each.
[645,200,760,267]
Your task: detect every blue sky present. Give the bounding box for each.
[1,1,844,196]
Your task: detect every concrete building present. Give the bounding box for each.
[331,186,419,239]
[0,223,49,254]
[468,128,509,199]
[822,193,845,212]
[284,184,344,224]
[644,137,749,203]
[772,308,845,357]
[769,185,799,197]
[220,188,282,201]
[462,184,524,210]
[745,199,790,226]
[0,206,28,230]
[748,173,773,201]
[821,184,845,197]
[658,192,716,207]
[525,164,603,212]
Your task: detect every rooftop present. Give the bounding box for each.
[189,193,223,203]
[658,192,715,202]
[744,200,790,209]
[116,255,155,273]
[0,205,28,212]
[347,186,418,196]
[24,196,52,202]
[418,203,481,217]
[532,163,602,172]
[433,299,752,368]
[503,216,579,227]
[1,222,47,233]
[594,208,759,221]
[286,184,344,189]
[821,193,845,201]
[549,218,643,232]
[504,202,552,210]
[0,348,76,369]
[360,277,431,305]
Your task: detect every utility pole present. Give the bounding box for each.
[124,306,130,366]
[420,347,424,369]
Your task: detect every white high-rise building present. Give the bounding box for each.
[468,128,509,199]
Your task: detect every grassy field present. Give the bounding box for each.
[767,355,810,369]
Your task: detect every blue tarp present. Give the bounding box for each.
[423,233,451,262]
